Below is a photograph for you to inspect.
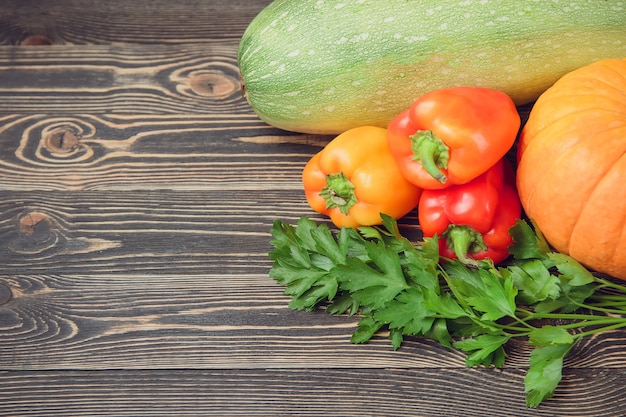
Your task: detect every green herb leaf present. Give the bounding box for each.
[454,334,510,367]
[507,260,561,306]
[530,252,597,313]
[269,219,342,310]
[443,262,517,321]
[326,292,360,316]
[379,212,404,240]
[268,215,619,409]
[548,252,595,287]
[508,219,550,260]
[389,328,404,350]
[423,318,454,348]
[525,344,573,408]
[351,315,384,344]
[422,288,468,319]
[357,226,384,241]
[528,326,575,347]
[373,287,436,336]
[277,267,338,311]
[333,241,410,310]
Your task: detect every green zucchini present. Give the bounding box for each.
[238,0,626,134]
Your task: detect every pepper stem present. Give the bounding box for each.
[443,225,487,266]
[319,172,358,215]
[410,130,449,183]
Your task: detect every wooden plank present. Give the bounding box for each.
[0,189,315,274]
[0,272,461,370]
[0,43,256,115]
[0,369,625,416]
[0,0,272,45]
[0,114,330,190]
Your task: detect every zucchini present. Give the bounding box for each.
[238,0,626,134]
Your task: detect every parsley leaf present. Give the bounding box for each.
[333,240,410,310]
[525,344,573,408]
[422,288,468,319]
[528,326,574,347]
[454,334,510,367]
[373,287,437,336]
[509,219,551,260]
[351,315,384,345]
[268,219,342,310]
[443,262,517,321]
[506,260,561,305]
[548,252,595,287]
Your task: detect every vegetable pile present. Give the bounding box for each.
[266,61,626,408]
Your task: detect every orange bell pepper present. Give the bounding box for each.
[302,126,422,228]
[387,87,520,189]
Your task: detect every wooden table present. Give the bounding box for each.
[1,1,624,416]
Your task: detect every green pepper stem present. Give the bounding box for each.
[444,225,487,266]
[319,172,358,215]
[410,130,449,183]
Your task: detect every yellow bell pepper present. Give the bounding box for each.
[302,126,422,228]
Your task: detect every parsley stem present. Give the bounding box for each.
[588,294,626,307]
[551,317,626,330]
[516,310,620,322]
[574,321,626,339]
[587,301,626,309]
[563,295,626,316]
[511,313,538,330]
[589,294,626,301]
[593,277,626,293]
[576,305,626,316]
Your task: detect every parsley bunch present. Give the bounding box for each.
[268,214,626,408]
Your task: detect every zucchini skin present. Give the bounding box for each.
[238,0,626,134]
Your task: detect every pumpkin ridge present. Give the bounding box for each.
[569,151,626,277]
[522,127,626,254]
[519,101,626,150]
[520,118,623,196]
[592,61,626,94]
[547,59,626,97]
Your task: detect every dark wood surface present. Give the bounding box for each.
[1,1,625,416]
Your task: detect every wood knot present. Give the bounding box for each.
[21,35,54,46]
[0,282,12,305]
[43,128,79,154]
[19,211,51,236]
[189,73,239,98]
[9,210,60,254]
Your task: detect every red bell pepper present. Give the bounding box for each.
[417,159,521,265]
[387,87,520,189]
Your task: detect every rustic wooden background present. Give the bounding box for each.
[1,1,625,416]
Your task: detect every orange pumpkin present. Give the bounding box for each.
[517,58,626,280]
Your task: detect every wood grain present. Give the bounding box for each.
[0,114,329,190]
[0,190,312,274]
[0,0,273,45]
[0,44,251,114]
[0,369,625,417]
